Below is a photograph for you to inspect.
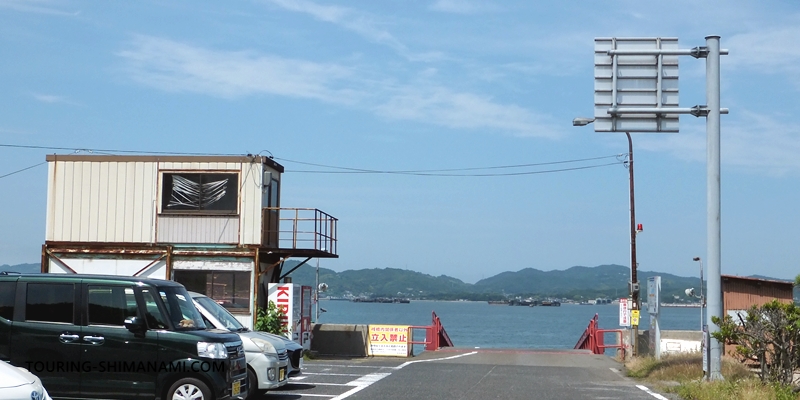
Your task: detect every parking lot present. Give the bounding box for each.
[258,354,444,399]
[256,349,675,400]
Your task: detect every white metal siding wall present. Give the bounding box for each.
[47,161,157,243]
[240,162,265,245]
[157,216,240,243]
[48,257,168,279]
[157,162,253,245]
[47,159,269,246]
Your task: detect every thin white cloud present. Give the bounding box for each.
[31,93,75,105]
[0,0,78,16]
[265,0,443,62]
[726,24,800,88]
[117,36,561,139]
[267,0,404,51]
[428,0,500,14]
[635,111,800,175]
[375,86,561,138]
[116,35,361,103]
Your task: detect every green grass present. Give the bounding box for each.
[625,352,799,400]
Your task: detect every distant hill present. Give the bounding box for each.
[0,261,778,303]
[748,274,790,282]
[278,261,709,302]
[0,263,40,273]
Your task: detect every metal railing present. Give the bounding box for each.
[262,207,337,254]
[409,311,453,353]
[574,313,626,359]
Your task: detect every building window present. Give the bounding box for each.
[174,270,250,313]
[161,173,239,214]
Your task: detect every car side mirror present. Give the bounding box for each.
[124,316,147,334]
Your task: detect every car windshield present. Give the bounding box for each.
[158,287,207,331]
[195,295,247,332]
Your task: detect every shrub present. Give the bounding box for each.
[254,300,288,337]
[712,300,800,386]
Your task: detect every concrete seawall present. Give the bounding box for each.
[311,323,703,359]
[310,324,370,357]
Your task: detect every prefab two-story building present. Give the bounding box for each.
[42,154,337,327]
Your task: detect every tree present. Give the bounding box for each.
[254,300,288,337]
[712,300,800,386]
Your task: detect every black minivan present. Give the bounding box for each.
[0,273,248,400]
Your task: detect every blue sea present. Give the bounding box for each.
[317,299,702,351]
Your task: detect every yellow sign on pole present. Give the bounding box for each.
[631,310,640,327]
[367,325,410,357]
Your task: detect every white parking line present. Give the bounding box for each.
[329,353,480,399]
[395,351,478,369]
[636,385,669,400]
[329,373,391,400]
[295,353,481,400]
[346,372,391,386]
[301,372,365,377]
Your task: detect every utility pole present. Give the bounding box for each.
[626,132,640,356]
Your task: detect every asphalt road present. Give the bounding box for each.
[259,348,677,400]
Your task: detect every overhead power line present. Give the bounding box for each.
[275,155,624,176]
[0,162,47,179]
[0,143,625,178]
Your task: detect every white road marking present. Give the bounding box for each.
[290,376,307,380]
[636,385,669,400]
[329,372,391,400]
[395,351,478,370]
[301,353,480,399]
[302,372,365,377]
[345,372,391,386]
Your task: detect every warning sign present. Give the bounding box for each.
[367,325,410,357]
[619,298,630,327]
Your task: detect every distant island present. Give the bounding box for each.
[3,262,794,303]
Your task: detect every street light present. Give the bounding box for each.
[315,248,324,322]
[573,117,640,356]
[693,257,704,331]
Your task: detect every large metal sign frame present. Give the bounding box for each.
[595,37,680,132]
[590,36,728,381]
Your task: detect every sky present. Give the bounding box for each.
[1,0,799,284]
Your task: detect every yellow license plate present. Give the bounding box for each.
[279,367,286,381]
[232,379,241,396]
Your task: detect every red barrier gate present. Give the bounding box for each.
[410,311,454,351]
[574,313,625,358]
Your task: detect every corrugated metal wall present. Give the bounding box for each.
[47,159,270,246]
[723,279,794,312]
[157,216,240,243]
[47,161,157,243]
[239,162,264,245]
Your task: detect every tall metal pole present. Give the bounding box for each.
[315,257,320,322]
[627,131,639,356]
[705,35,723,381]
[699,258,704,332]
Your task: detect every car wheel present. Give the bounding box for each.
[167,377,211,400]
[246,368,261,399]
